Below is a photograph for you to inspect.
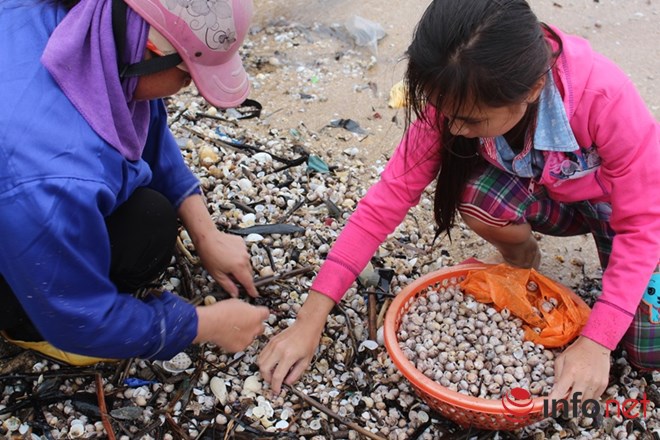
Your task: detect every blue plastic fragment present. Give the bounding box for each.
[307,155,330,173]
[123,378,158,387]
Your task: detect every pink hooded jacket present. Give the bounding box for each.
[311,27,660,351]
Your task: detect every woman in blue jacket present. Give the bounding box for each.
[0,0,268,364]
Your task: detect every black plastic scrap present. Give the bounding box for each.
[227,224,305,236]
[328,118,367,135]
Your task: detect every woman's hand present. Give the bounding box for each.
[258,291,335,394]
[178,194,258,297]
[194,299,269,352]
[195,229,258,297]
[548,335,611,403]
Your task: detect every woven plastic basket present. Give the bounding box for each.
[383,263,584,430]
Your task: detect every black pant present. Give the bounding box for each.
[0,188,178,341]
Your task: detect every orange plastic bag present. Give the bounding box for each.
[459,264,591,348]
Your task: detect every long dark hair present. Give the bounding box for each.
[403,0,561,236]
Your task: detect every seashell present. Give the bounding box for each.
[487,383,501,394]
[275,420,289,429]
[651,371,660,383]
[259,418,274,429]
[387,80,408,109]
[259,266,274,277]
[18,423,29,435]
[242,375,262,396]
[627,386,640,400]
[540,301,554,313]
[199,146,219,166]
[529,382,543,395]
[252,152,272,164]
[68,421,85,439]
[343,147,359,157]
[358,340,379,352]
[258,400,274,418]
[376,326,385,346]
[162,352,192,373]
[3,417,20,432]
[210,377,228,405]
[252,406,265,418]
[0,405,9,422]
[280,408,293,421]
[245,233,264,242]
[341,199,356,209]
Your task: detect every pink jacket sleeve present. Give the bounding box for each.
[578,78,660,350]
[311,117,442,302]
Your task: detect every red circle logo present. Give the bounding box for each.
[502,387,534,422]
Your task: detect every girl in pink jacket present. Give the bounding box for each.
[259,0,660,401]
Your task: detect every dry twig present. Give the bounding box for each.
[377,298,392,329]
[165,412,190,439]
[367,287,378,341]
[177,236,200,265]
[284,384,386,440]
[95,373,116,440]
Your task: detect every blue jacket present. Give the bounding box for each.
[0,0,199,359]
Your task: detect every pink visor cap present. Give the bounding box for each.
[126,0,253,108]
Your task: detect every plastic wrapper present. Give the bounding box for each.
[345,15,386,55]
[460,264,591,348]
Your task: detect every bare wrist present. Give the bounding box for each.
[296,290,335,329]
[193,306,214,344]
[178,194,218,243]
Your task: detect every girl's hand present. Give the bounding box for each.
[194,299,269,352]
[548,336,611,403]
[258,291,335,394]
[178,194,258,297]
[258,319,322,394]
[195,229,258,298]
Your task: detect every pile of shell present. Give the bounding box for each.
[398,283,557,399]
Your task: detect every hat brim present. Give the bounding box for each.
[187,53,250,109]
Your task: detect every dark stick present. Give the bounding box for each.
[277,198,306,223]
[283,384,386,440]
[367,287,378,341]
[253,266,315,288]
[165,412,190,440]
[95,373,116,440]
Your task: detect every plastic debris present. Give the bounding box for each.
[329,118,367,135]
[345,15,386,55]
[110,406,144,421]
[307,155,330,173]
[228,224,305,236]
[123,378,158,387]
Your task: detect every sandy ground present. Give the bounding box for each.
[242,0,659,288]
[250,0,659,158]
